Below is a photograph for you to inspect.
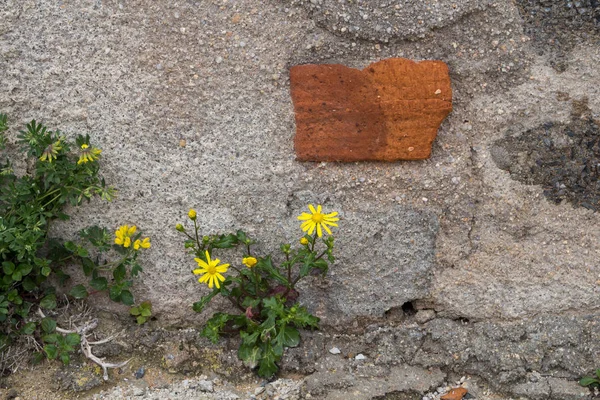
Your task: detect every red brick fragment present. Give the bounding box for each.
[290,58,452,162]
[440,387,468,400]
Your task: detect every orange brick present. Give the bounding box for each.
[290,58,452,162]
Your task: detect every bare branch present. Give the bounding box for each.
[37,309,129,380]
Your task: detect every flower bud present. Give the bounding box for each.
[188,209,197,220]
[300,237,309,245]
[242,256,258,268]
[176,223,185,232]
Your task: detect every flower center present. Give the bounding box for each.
[206,261,217,275]
[311,213,324,223]
[81,144,89,149]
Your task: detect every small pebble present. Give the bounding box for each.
[355,353,366,360]
[329,347,341,354]
[198,380,214,393]
[134,366,145,379]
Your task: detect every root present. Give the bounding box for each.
[38,309,129,381]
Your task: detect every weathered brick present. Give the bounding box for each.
[290,58,452,161]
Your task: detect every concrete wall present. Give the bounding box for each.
[1,0,600,396]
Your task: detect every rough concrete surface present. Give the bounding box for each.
[1,0,600,398]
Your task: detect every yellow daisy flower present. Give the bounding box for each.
[242,256,257,268]
[134,237,151,250]
[297,204,339,237]
[39,140,62,163]
[193,251,229,289]
[77,143,102,165]
[115,225,137,248]
[300,237,309,245]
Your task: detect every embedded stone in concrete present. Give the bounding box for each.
[299,206,438,325]
[290,58,452,162]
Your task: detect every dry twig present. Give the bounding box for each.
[37,309,129,380]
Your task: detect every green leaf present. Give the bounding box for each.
[120,289,134,306]
[22,277,37,292]
[42,334,59,344]
[11,270,22,282]
[288,304,320,328]
[257,343,279,378]
[192,289,219,313]
[17,263,33,277]
[240,329,260,346]
[32,352,45,365]
[238,343,261,367]
[109,285,122,302]
[211,233,239,249]
[299,253,315,278]
[89,277,108,290]
[263,297,285,316]
[256,257,288,285]
[579,377,600,387]
[2,261,15,275]
[41,318,56,333]
[200,313,235,344]
[60,352,70,365]
[313,259,328,273]
[65,333,80,347]
[113,264,126,283]
[40,294,57,310]
[21,322,36,335]
[44,344,58,359]
[76,246,88,257]
[69,284,88,299]
[81,257,95,276]
[277,325,300,348]
[64,241,77,253]
[130,307,141,316]
[140,308,152,317]
[596,369,600,380]
[136,316,147,325]
[41,266,52,277]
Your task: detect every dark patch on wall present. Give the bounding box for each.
[491,98,600,211]
[516,0,600,71]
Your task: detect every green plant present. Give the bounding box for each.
[177,204,339,378]
[130,301,152,324]
[61,224,151,307]
[580,369,600,388]
[0,115,149,369]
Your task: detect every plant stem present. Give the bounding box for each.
[193,219,201,250]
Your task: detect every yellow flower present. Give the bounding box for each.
[242,256,257,268]
[297,204,339,237]
[176,223,185,232]
[134,237,151,250]
[188,209,197,220]
[77,143,102,165]
[193,251,229,289]
[39,140,62,162]
[115,225,137,248]
[300,237,309,245]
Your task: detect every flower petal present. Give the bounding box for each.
[316,204,322,213]
[308,204,317,214]
[322,224,332,235]
[297,213,312,221]
[316,224,323,237]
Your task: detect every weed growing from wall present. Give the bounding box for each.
[0,115,150,369]
[177,204,339,377]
